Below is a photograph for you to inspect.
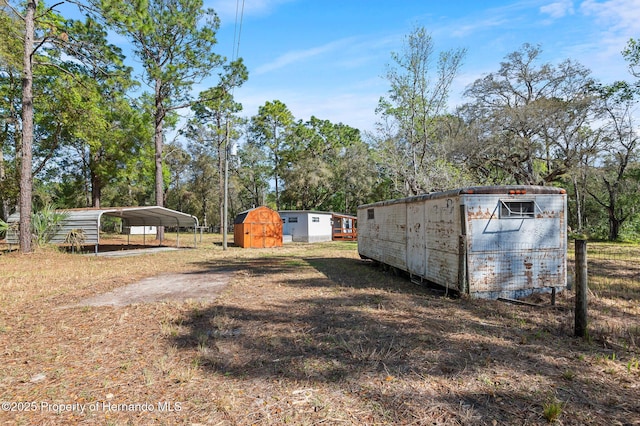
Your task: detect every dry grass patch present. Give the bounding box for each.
[1,238,639,424]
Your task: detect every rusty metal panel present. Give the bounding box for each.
[462,193,566,299]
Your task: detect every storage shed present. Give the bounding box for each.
[234,206,283,248]
[357,185,567,299]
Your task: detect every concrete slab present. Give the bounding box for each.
[74,270,232,307]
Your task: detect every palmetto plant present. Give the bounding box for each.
[31,205,69,247]
[0,219,7,240]
[64,229,86,253]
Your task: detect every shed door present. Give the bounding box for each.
[406,202,426,275]
[250,223,266,248]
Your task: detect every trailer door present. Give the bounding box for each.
[406,201,426,276]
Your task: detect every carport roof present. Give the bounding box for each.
[9,205,199,227]
[6,206,199,246]
[86,206,199,227]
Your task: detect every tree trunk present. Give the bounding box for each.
[607,184,621,241]
[91,169,101,208]
[19,0,37,253]
[0,131,7,221]
[274,146,280,210]
[202,198,208,228]
[273,125,280,210]
[608,209,621,241]
[572,176,582,231]
[154,78,165,241]
[218,121,224,233]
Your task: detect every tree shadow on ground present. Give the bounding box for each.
[170,255,639,424]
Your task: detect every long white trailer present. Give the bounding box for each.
[357,186,567,299]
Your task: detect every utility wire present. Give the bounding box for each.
[223,0,244,250]
[232,0,245,64]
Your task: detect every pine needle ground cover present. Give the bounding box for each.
[0,237,638,425]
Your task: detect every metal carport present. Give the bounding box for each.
[6,206,199,253]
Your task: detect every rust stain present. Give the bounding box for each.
[536,210,559,219]
[466,208,494,220]
[525,269,533,286]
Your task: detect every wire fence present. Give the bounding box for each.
[568,241,640,350]
[570,243,640,300]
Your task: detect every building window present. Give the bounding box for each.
[500,200,535,218]
[311,217,319,222]
[367,208,374,220]
[288,217,298,223]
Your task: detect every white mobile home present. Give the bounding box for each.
[279,211,333,243]
[357,186,567,299]
[123,225,157,235]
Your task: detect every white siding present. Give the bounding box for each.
[307,214,332,242]
[279,211,332,243]
[358,202,407,271]
[124,226,157,235]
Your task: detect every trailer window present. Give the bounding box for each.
[288,217,298,223]
[311,216,319,223]
[500,200,535,218]
[367,208,374,220]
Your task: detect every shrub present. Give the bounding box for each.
[31,205,69,247]
[64,228,86,253]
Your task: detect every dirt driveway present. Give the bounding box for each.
[74,269,233,307]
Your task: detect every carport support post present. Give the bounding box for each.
[575,239,588,338]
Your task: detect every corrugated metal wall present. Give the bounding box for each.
[6,210,100,245]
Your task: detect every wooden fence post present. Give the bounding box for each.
[458,235,468,295]
[575,239,588,338]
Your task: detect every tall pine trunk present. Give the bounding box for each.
[91,170,101,208]
[18,0,37,253]
[154,78,165,241]
[0,127,8,221]
[218,120,224,234]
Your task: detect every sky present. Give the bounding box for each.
[193,0,640,134]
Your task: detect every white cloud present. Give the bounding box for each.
[576,0,640,79]
[447,16,512,39]
[253,37,356,75]
[540,0,575,19]
[580,0,640,33]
